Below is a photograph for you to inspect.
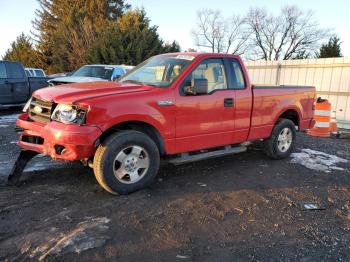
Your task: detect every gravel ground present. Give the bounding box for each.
[0,109,350,261]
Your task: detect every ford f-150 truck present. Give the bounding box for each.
[10,53,315,195]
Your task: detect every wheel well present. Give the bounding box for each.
[278,110,299,127]
[99,121,166,155]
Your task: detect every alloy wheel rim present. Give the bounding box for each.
[277,127,293,152]
[113,145,150,184]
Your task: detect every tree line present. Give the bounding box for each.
[3,2,343,72]
[3,0,180,74]
[192,6,343,60]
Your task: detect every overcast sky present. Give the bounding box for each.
[1,0,349,58]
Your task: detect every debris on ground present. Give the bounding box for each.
[296,201,326,211]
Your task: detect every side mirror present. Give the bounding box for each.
[184,79,208,95]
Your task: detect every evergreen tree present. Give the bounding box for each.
[318,36,342,58]
[30,0,180,72]
[3,33,40,67]
[162,41,181,53]
[87,9,180,66]
[33,0,130,73]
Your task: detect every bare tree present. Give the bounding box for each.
[192,9,249,54]
[246,6,329,60]
[224,15,251,55]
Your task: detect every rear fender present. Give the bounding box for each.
[273,106,302,127]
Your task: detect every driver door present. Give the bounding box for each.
[175,58,236,153]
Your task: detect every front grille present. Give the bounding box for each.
[28,97,53,123]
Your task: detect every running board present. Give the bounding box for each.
[169,145,247,165]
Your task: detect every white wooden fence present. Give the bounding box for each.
[245,57,350,129]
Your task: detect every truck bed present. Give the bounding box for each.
[248,85,316,141]
[28,77,52,94]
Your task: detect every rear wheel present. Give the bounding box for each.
[264,118,296,159]
[93,130,160,195]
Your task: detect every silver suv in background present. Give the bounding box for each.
[48,64,133,86]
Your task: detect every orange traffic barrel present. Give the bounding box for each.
[330,110,338,135]
[308,98,331,138]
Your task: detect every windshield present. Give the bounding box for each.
[118,55,193,87]
[72,65,114,80]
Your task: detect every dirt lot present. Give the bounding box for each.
[0,109,350,261]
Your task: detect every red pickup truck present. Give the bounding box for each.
[11,53,315,194]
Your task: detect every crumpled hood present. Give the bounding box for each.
[33,81,153,104]
[49,76,107,83]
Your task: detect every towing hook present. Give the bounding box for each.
[7,150,39,186]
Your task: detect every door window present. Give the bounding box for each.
[7,62,25,78]
[0,63,7,78]
[182,59,227,95]
[229,59,245,89]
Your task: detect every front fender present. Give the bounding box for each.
[85,89,175,140]
[99,113,170,138]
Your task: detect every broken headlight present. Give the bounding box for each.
[51,104,87,124]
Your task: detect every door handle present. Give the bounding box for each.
[224,98,234,107]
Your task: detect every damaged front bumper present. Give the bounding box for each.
[15,113,102,161]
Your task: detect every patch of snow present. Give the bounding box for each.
[290,148,348,173]
[25,217,110,260]
[0,114,20,123]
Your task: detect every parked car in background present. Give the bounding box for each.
[48,64,133,86]
[25,68,46,77]
[14,53,316,194]
[0,61,51,108]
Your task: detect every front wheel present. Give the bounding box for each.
[93,130,160,195]
[264,118,296,159]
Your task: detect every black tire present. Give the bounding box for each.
[93,130,160,195]
[264,118,296,159]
